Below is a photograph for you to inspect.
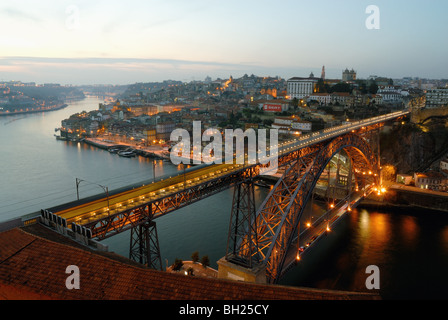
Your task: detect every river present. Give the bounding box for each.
[0,97,447,300]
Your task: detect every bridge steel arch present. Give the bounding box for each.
[229,133,380,284]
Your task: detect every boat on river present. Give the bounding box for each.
[118,149,136,158]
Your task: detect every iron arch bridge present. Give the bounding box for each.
[40,111,408,280]
[225,132,381,284]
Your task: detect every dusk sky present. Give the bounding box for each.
[0,0,447,85]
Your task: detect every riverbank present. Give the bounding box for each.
[358,183,448,214]
[0,103,68,117]
[82,137,170,159]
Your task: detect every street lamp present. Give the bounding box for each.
[153,160,157,181]
[76,178,110,210]
[182,163,186,187]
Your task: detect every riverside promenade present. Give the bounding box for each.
[84,137,170,159]
[360,182,448,213]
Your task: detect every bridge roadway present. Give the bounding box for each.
[51,110,409,233]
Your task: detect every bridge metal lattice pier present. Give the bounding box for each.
[224,130,382,284]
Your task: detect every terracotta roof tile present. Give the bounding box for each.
[0,225,380,300]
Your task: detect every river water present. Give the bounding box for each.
[1,97,447,300]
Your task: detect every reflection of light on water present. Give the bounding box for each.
[442,226,448,253]
[370,212,391,245]
[359,209,370,237]
[401,215,419,247]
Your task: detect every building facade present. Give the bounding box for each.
[262,101,289,113]
[292,119,312,132]
[414,171,447,191]
[308,93,331,105]
[287,73,320,100]
[342,69,357,82]
[425,88,448,108]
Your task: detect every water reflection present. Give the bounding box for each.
[441,226,448,254]
[280,206,448,299]
[400,215,419,248]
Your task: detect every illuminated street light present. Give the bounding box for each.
[76,178,109,210]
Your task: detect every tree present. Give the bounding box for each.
[191,251,199,263]
[290,98,299,110]
[201,255,210,269]
[329,82,352,94]
[172,258,183,271]
[369,82,379,94]
[263,119,274,127]
[316,79,329,93]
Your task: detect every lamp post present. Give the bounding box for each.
[76,178,110,210]
[76,178,83,201]
[153,160,157,181]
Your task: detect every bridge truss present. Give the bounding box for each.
[225,127,382,283]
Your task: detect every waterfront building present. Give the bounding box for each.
[414,171,447,191]
[396,174,413,186]
[156,122,176,141]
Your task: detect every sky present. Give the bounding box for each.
[0,0,447,85]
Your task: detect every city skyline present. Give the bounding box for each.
[0,0,447,85]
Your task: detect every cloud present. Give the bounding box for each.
[0,56,269,84]
[1,6,42,23]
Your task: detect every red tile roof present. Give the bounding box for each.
[0,224,380,300]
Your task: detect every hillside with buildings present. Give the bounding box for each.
[381,111,448,192]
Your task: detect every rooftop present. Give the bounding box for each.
[415,171,446,179]
[0,223,380,300]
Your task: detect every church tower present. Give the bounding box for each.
[321,66,326,80]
